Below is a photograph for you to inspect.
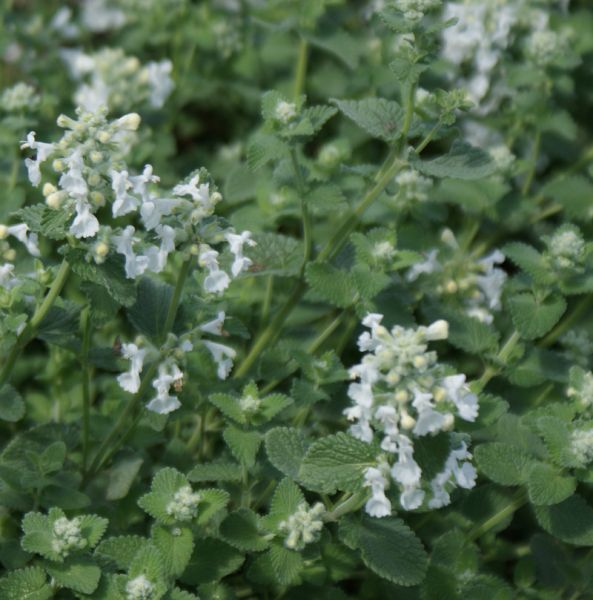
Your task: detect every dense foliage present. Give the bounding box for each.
[2,0,593,598]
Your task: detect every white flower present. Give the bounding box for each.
[363,467,392,518]
[125,575,154,600]
[278,502,325,550]
[113,226,149,279]
[0,223,40,256]
[225,231,256,277]
[199,246,231,294]
[145,60,174,108]
[203,340,236,379]
[51,516,86,557]
[199,311,226,336]
[442,374,479,422]
[428,442,476,509]
[21,132,55,186]
[117,343,146,393]
[274,100,297,124]
[571,428,593,466]
[412,389,448,435]
[60,149,88,198]
[111,169,140,217]
[146,362,183,414]
[70,199,100,239]
[400,487,425,511]
[406,249,441,281]
[173,174,211,205]
[0,264,17,289]
[166,484,201,521]
[144,224,176,273]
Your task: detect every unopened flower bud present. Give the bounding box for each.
[90,151,103,163]
[42,183,57,197]
[115,112,141,131]
[90,191,105,206]
[413,355,428,369]
[425,320,449,341]
[95,241,109,258]
[395,390,409,403]
[97,130,111,144]
[445,280,458,294]
[0,225,8,240]
[46,191,64,209]
[400,412,416,430]
[52,159,66,172]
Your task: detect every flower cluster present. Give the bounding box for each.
[407,229,507,324]
[278,502,325,550]
[165,485,201,521]
[117,312,237,414]
[394,0,442,24]
[125,575,154,600]
[345,314,478,516]
[393,168,433,207]
[51,516,86,557]
[61,48,174,113]
[544,226,587,273]
[1,82,40,113]
[570,428,593,467]
[567,366,593,411]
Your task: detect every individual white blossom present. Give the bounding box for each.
[0,264,18,290]
[81,0,127,32]
[225,231,256,277]
[146,361,184,414]
[567,367,593,410]
[117,343,147,394]
[203,340,237,379]
[165,485,201,521]
[113,226,149,279]
[51,516,86,557]
[395,169,433,204]
[428,442,477,508]
[395,0,442,23]
[199,311,226,336]
[278,502,325,550]
[199,246,231,294]
[20,132,55,187]
[363,466,392,518]
[0,223,40,257]
[125,574,154,600]
[111,169,140,217]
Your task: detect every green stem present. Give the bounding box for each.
[261,275,274,324]
[84,256,193,482]
[291,149,312,264]
[474,330,521,392]
[81,307,92,474]
[324,490,368,522]
[468,489,527,541]
[521,129,541,197]
[293,37,308,100]
[414,120,442,155]
[0,259,70,387]
[540,295,593,348]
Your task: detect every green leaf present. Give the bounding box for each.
[0,567,52,600]
[246,232,303,278]
[268,543,304,585]
[535,494,593,546]
[443,310,500,355]
[95,535,150,570]
[15,204,71,240]
[39,441,66,474]
[265,427,308,479]
[306,31,361,69]
[508,292,566,340]
[223,427,261,468]
[262,478,305,531]
[181,538,245,585]
[196,488,230,525]
[331,97,403,142]
[527,463,576,506]
[541,175,593,221]
[247,132,288,171]
[46,557,101,594]
[536,416,580,469]
[106,454,144,501]
[137,467,189,524]
[356,516,428,586]
[299,432,375,493]
[474,443,534,486]
[64,248,136,307]
[127,545,168,598]
[78,514,109,549]
[127,278,173,341]
[0,384,25,422]
[166,588,200,600]
[209,393,245,424]
[305,263,356,308]
[188,462,243,483]
[503,242,553,284]
[152,524,194,578]
[21,510,61,561]
[410,141,497,180]
[219,509,269,552]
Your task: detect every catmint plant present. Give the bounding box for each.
[2,0,593,598]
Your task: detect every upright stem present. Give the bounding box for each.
[0,259,70,387]
[291,149,312,264]
[293,37,308,100]
[162,256,193,340]
[474,330,521,393]
[468,489,527,541]
[80,307,92,474]
[521,128,541,197]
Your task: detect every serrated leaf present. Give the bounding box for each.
[410,140,497,180]
[209,393,245,424]
[299,432,375,493]
[535,494,593,546]
[331,97,403,142]
[268,543,303,585]
[137,467,189,524]
[474,443,534,486]
[15,204,71,240]
[527,462,576,506]
[0,384,25,422]
[223,427,261,468]
[152,524,194,578]
[128,544,166,583]
[46,557,101,594]
[196,488,230,525]
[508,292,566,340]
[300,105,338,135]
[127,278,173,341]
[356,516,428,586]
[95,535,150,570]
[503,242,552,284]
[0,567,52,600]
[265,427,308,479]
[262,478,305,532]
[78,514,109,549]
[220,509,269,552]
[305,263,356,308]
[188,462,243,483]
[181,538,245,585]
[21,510,61,562]
[306,31,361,69]
[536,416,579,469]
[247,132,288,171]
[246,232,303,277]
[442,309,499,355]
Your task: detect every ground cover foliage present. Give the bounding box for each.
[1,0,593,598]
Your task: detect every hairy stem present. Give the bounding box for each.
[293,37,308,100]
